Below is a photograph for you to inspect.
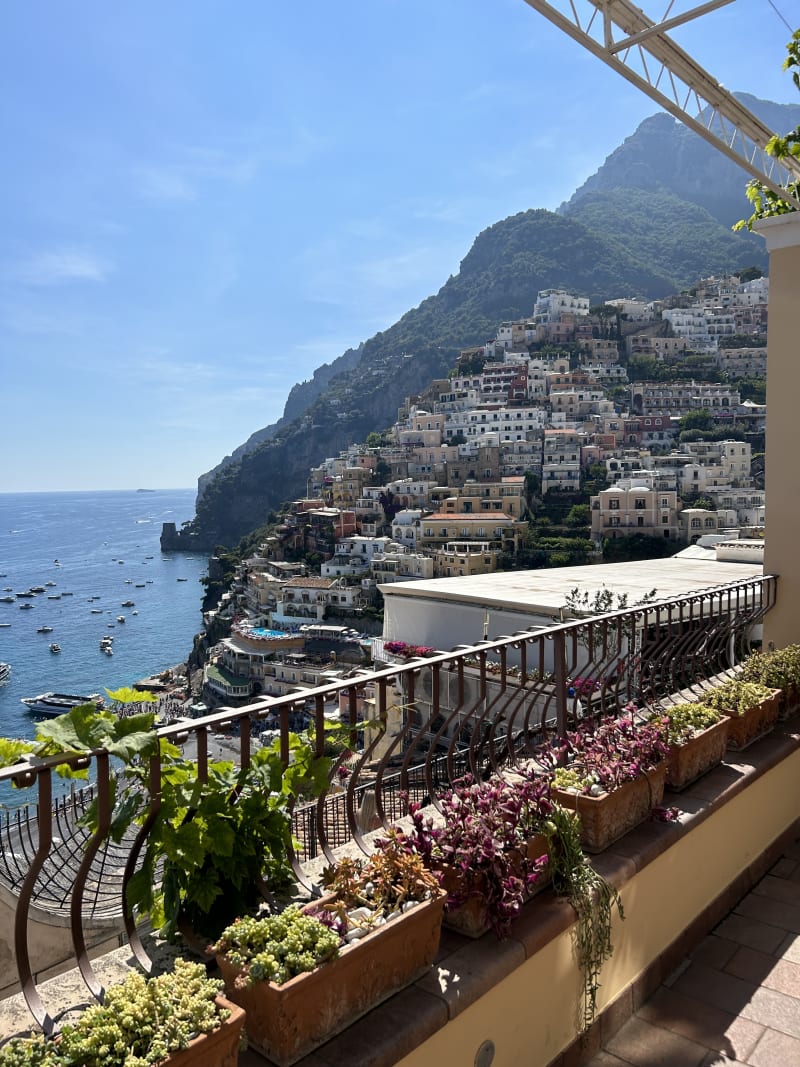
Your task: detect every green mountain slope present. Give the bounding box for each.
[174,95,797,550]
[563,187,767,288]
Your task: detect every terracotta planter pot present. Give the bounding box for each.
[665,718,729,792]
[440,832,550,938]
[551,765,666,853]
[722,689,781,749]
[150,996,247,1067]
[216,892,445,1066]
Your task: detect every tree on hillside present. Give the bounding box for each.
[736,266,763,282]
[679,409,715,432]
[602,534,675,562]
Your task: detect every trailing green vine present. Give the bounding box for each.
[544,805,624,1033]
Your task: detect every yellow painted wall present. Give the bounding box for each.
[757,215,800,650]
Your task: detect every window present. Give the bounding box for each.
[637,516,644,527]
[609,499,619,510]
[661,498,669,507]
[691,518,701,529]
[635,499,646,509]
[662,515,669,524]
[609,516,620,527]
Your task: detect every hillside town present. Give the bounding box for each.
[198,273,769,709]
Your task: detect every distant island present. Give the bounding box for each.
[136,488,156,493]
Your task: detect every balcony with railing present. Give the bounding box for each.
[1,573,799,1066]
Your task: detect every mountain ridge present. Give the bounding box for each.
[174,95,794,551]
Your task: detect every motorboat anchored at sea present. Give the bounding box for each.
[21,692,105,716]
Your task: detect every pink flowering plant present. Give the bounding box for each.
[540,714,669,796]
[383,641,437,659]
[393,773,552,937]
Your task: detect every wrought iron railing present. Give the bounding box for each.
[0,573,775,1031]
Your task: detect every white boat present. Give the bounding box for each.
[19,603,33,610]
[0,662,10,681]
[21,692,104,716]
[117,615,125,623]
[36,625,54,633]
[49,643,61,653]
[21,691,103,717]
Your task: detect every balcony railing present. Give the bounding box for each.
[0,573,775,1032]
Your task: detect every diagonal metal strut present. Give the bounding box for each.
[520,0,800,210]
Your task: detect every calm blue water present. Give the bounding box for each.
[0,490,208,741]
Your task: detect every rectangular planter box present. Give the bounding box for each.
[722,689,781,750]
[665,718,729,792]
[441,832,550,938]
[551,765,666,853]
[216,892,445,1066]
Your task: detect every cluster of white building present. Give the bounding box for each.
[202,280,768,707]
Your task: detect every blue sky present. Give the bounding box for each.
[2,0,796,492]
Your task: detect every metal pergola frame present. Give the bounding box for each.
[520,0,800,210]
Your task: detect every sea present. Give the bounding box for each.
[0,489,209,744]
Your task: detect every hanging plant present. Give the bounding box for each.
[543,804,624,1033]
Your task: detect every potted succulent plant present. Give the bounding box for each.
[0,959,245,1067]
[739,644,800,719]
[542,715,669,852]
[212,835,444,1066]
[701,678,781,749]
[399,773,552,938]
[654,702,729,791]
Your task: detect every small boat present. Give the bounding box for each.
[125,579,133,584]
[135,583,146,588]
[0,596,14,603]
[90,608,103,614]
[117,615,126,623]
[16,591,36,598]
[19,603,33,610]
[61,591,73,596]
[0,622,10,628]
[49,643,61,653]
[0,662,10,681]
[177,577,188,582]
[36,625,54,633]
[45,581,57,587]
[47,594,61,600]
[30,586,46,593]
[102,645,113,655]
[132,610,138,615]
[121,600,135,607]
[21,692,104,716]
